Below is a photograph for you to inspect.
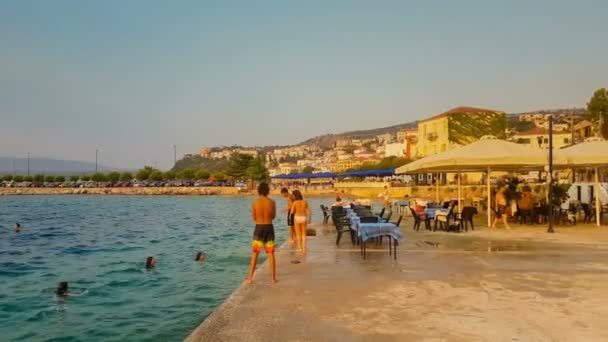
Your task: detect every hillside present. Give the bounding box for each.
[299,121,418,149]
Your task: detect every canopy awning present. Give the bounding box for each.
[339,169,395,177]
[272,172,336,180]
[396,136,548,174]
[555,138,608,168]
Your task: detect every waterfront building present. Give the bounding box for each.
[384,142,406,158]
[415,106,506,158]
[512,127,572,149]
[574,120,595,143]
[279,163,299,174]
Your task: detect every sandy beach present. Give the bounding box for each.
[187,222,608,342]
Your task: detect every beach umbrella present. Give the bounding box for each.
[396,136,548,227]
[555,138,608,226]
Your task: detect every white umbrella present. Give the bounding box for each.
[555,138,608,226]
[397,136,548,227]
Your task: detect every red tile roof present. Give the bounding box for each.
[420,106,503,123]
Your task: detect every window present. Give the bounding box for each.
[517,138,531,144]
[543,138,549,143]
[564,138,570,144]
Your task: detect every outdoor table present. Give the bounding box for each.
[349,214,403,260]
[424,208,450,231]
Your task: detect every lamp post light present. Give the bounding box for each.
[547,115,555,233]
[95,149,99,173]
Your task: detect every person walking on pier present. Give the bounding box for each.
[246,183,277,285]
[290,190,311,254]
[280,188,296,245]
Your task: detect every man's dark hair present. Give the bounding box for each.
[258,183,270,196]
[293,190,303,201]
[336,196,341,201]
[280,188,288,194]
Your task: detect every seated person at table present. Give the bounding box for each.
[517,186,535,211]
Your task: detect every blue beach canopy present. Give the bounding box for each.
[272,172,337,180]
[339,169,395,177]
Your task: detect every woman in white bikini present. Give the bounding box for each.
[290,190,311,254]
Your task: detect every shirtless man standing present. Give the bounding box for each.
[280,188,296,245]
[246,182,277,285]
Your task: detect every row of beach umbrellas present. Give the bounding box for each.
[395,136,608,227]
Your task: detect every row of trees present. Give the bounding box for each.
[1,169,228,183]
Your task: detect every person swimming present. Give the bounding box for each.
[145,256,156,269]
[15,223,21,233]
[195,252,206,262]
[56,281,68,297]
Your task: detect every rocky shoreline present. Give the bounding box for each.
[0,187,241,196]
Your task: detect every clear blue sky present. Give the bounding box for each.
[1,0,606,169]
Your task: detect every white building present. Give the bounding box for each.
[384,142,406,158]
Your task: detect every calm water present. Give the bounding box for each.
[0,195,326,342]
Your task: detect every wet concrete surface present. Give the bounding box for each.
[186,220,608,342]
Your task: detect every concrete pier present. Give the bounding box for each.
[186,222,608,341]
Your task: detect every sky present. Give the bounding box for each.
[1,0,607,169]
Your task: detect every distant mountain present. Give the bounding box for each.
[509,108,587,116]
[299,121,418,149]
[0,157,121,175]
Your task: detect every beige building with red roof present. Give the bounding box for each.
[415,106,506,158]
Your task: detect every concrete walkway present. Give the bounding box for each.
[186,222,608,342]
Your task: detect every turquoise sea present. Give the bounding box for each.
[0,195,326,342]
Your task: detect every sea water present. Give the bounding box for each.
[0,195,326,341]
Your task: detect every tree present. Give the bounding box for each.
[55,176,66,182]
[136,166,154,180]
[81,175,91,181]
[302,165,315,174]
[342,145,357,154]
[246,157,269,182]
[163,170,176,180]
[226,153,254,179]
[149,171,163,181]
[91,172,106,182]
[119,172,133,181]
[106,172,121,182]
[69,176,80,182]
[512,120,536,133]
[212,172,226,180]
[587,88,608,139]
[178,168,195,180]
[195,170,210,180]
[14,175,24,182]
[23,175,33,182]
[2,175,13,181]
[33,174,44,182]
[44,175,55,182]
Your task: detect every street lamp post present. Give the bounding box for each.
[547,115,555,233]
[27,152,30,176]
[173,145,177,165]
[95,150,99,173]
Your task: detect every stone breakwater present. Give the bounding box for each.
[0,187,241,196]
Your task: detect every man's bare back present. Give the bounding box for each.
[252,196,276,225]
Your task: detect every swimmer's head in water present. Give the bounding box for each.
[56,281,68,296]
[15,223,21,232]
[146,256,156,268]
[195,252,206,261]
